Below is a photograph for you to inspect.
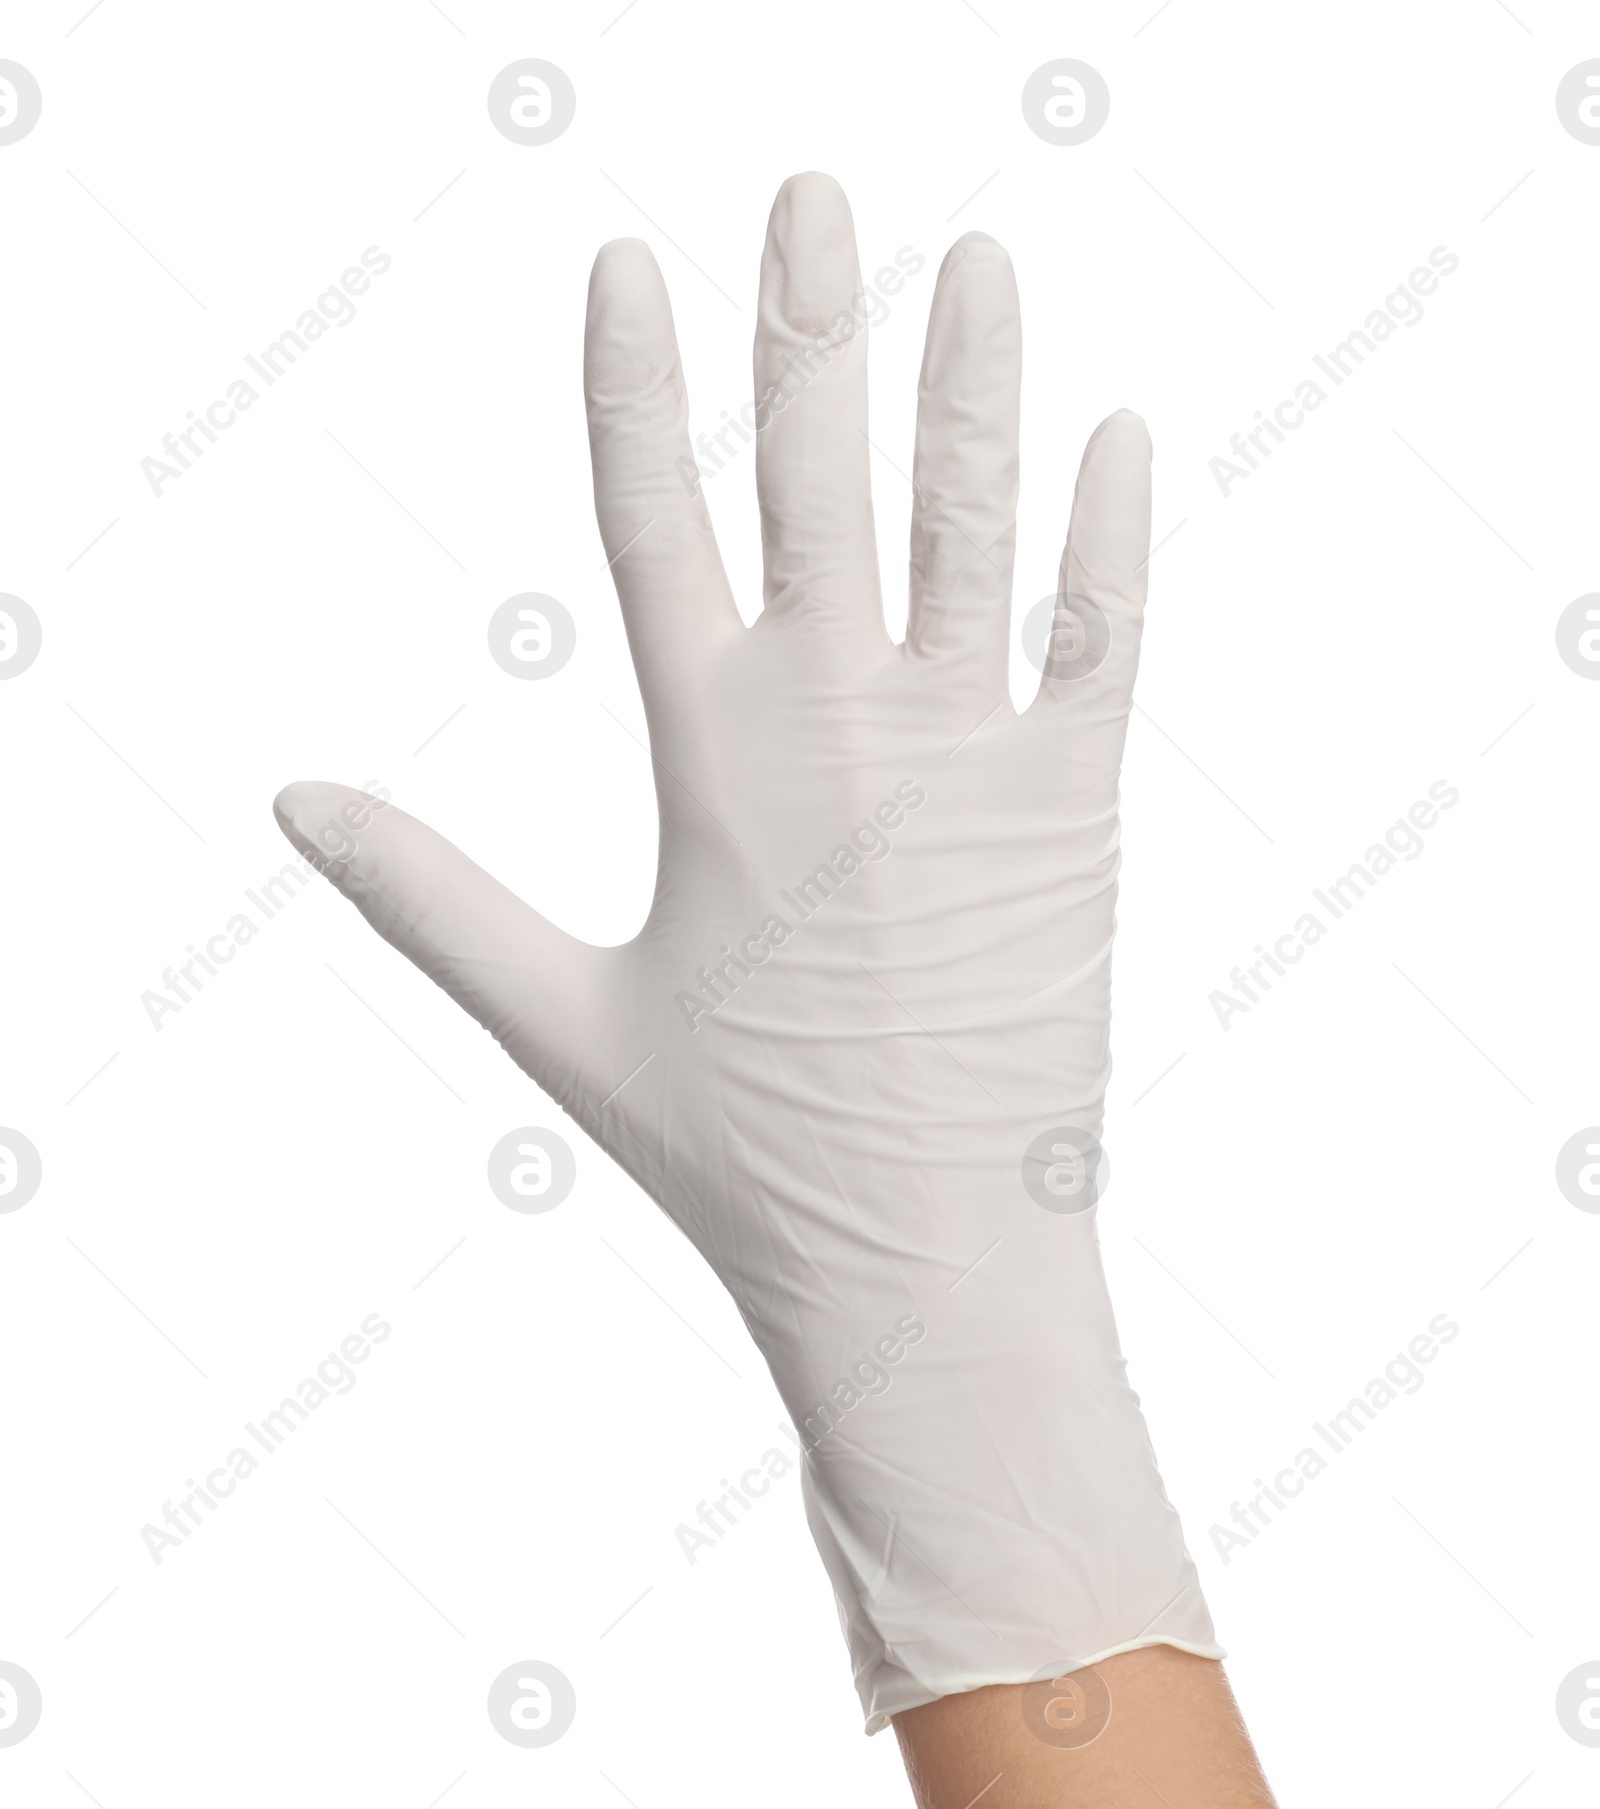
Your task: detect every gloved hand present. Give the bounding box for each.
[275,171,1222,1732]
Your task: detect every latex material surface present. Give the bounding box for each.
[275,173,1221,1732]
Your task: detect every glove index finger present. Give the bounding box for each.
[585,237,742,723]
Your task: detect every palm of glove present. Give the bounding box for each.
[275,176,1219,1732]
[276,167,1152,1401]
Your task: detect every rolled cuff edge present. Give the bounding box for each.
[862,1634,1230,1736]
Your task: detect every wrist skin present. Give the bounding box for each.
[893,1646,1278,1809]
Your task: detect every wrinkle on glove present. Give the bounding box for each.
[275,171,1221,1734]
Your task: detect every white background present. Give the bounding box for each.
[1,1,1596,1804]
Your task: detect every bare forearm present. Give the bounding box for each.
[894,1648,1277,1809]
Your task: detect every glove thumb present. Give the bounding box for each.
[274,781,607,1111]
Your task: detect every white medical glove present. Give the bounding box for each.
[275,172,1222,1731]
